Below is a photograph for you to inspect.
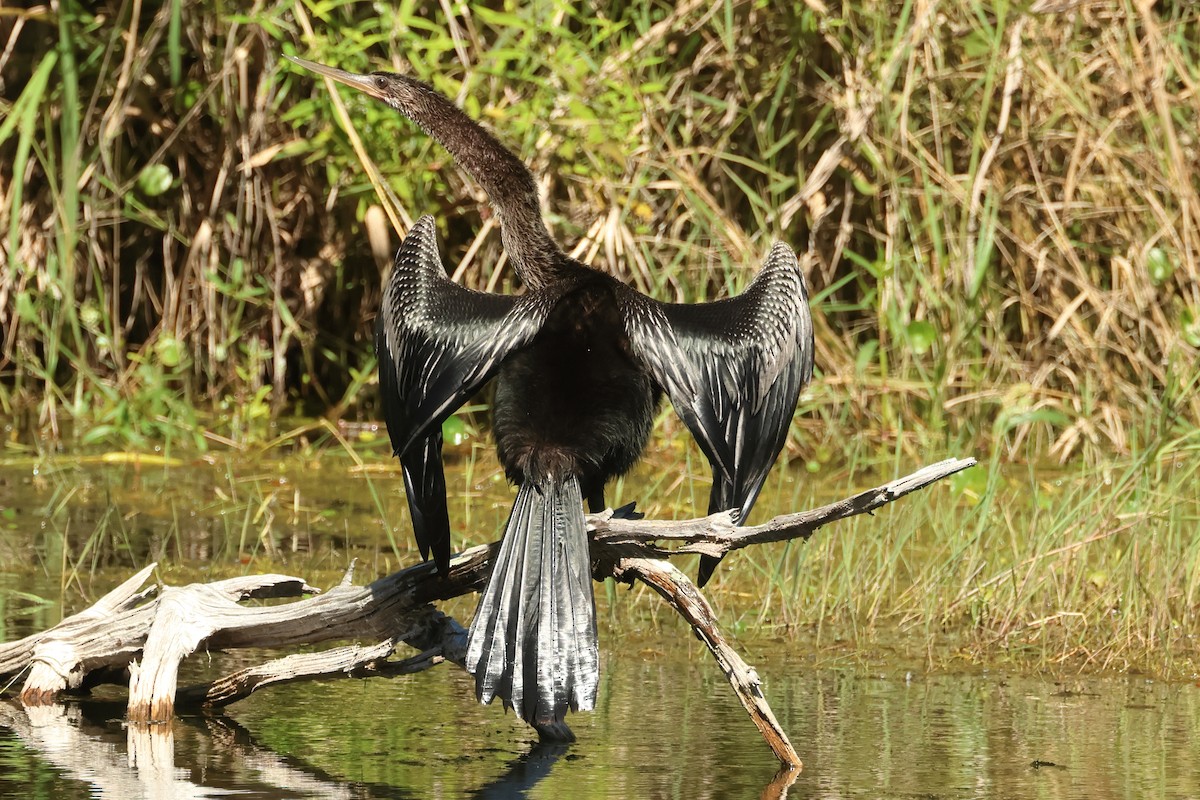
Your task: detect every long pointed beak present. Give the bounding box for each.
[284,54,387,101]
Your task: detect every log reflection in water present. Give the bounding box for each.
[0,700,591,799]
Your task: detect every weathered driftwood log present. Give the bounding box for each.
[0,457,974,770]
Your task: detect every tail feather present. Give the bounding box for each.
[474,494,526,701]
[562,509,595,698]
[466,476,598,726]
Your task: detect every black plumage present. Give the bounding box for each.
[288,55,815,733]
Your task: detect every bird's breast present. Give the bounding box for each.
[490,285,658,485]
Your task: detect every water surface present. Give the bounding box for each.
[2,665,1196,798]
[1,452,1196,798]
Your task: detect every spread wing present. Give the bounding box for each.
[619,243,815,586]
[377,215,559,572]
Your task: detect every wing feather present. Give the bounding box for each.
[376,215,560,571]
[619,243,815,585]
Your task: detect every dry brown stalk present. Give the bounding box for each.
[4,1,1197,467]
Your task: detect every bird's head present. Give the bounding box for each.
[285,55,415,110]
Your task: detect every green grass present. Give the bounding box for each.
[2,431,1198,678]
[1,2,1197,459]
[617,427,1200,678]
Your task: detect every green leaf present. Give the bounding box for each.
[442,415,469,447]
[1180,307,1200,348]
[950,467,988,505]
[15,293,38,323]
[472,6,528,30]
[0,51,56,146]
[1146,246,1173,285]
[999,407,1071,432]
[4,51,57,264]
[83,424,119,445]
[906,320,937,355]
[855,339,879,373]
[137,164,174,197]
[155,335,183,368]
[962,29,994,60]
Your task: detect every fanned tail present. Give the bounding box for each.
[465,476,598,728]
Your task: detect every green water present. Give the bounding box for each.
[2,668,1197,798]
[1,452,1198,798]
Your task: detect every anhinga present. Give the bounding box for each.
[287,55,815,736]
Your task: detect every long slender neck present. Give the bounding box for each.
[382,75,567,288]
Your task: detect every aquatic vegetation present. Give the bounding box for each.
[0,436,1197,680]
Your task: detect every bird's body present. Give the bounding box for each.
[473,268,660,727]
[288,55,815,737]
[493,273,660,500]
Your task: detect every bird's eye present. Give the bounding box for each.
[375,76,387,90]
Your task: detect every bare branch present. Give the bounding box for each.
[589,456,977,559]
[613,556,802,770]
